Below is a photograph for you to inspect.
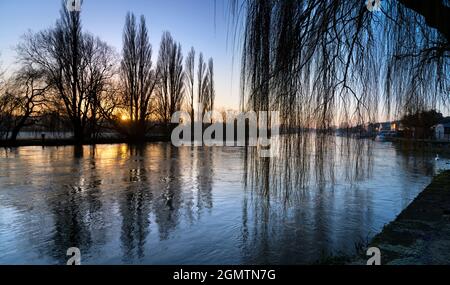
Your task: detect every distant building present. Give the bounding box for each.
[434,122,450,141]
[376,121,401,132]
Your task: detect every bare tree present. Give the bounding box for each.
[197,52,208,116]
[17,2,115,142]
[0,58,7,139]
[0,54,4,91]
[95,78,121,136]
[207,58,215,122]
[155,32,185,126]
[0,66,48,142]
[120,13,158,140]
[197,55,215,122]
[0,92,18,140]
[7,67,49,142]
[185,47,196,122]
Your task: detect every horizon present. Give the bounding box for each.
[1,0,448,120]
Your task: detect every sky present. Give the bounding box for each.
[0,0,242,110]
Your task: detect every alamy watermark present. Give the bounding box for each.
[171,109,280,158]
[66,247,81,265]
[66,0,82,12]
[64,246,380,265]
[366,247,381,265]
[366,0,382,12]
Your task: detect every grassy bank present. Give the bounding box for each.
[367,170,450,265]
[317,171,450,265]
[350,170,450,265]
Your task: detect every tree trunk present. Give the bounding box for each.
[73,120,84,143]
[9,116,28,143]
[9,127,21,142]
[397,0,450,41]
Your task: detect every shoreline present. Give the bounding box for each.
[390,137,450,155]
[0,136,171,147]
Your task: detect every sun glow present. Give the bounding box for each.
[121,115,129,121]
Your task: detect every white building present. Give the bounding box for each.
[435,123,450,140]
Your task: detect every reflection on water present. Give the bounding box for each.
[0,138,448,264]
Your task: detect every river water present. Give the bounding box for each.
[0,137,449,264]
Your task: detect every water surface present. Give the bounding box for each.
[0,138,448,264]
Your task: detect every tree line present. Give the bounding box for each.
[0,2,215,142]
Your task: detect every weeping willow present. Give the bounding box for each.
[232,0,449,129]
[231,0,449,196]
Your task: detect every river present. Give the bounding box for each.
[0,137,449,264]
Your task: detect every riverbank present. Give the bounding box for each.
[350,170,450,265]
[390,137,450,155]
[0,136,170,147]
[367,170,450,264]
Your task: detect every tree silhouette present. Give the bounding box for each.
[207,58,216,123]
[185,47,196,123]
[6,67,49,142]
[197,52,208,116]
[17,2,115,142]
[155,32,185,128]
[232,0,449,130]
[120,13,158,140]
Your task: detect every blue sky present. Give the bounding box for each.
[0,0,241,110]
